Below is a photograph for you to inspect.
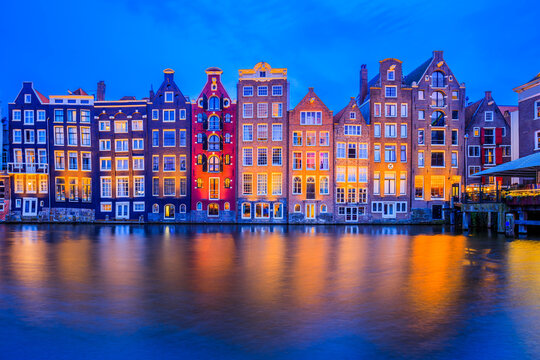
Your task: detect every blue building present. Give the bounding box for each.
[147,69,191,221]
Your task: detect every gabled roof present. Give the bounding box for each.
[404,57,433,86]
[465,99,483,129]
[71,88,88,95]
[292,87,331,113]
[334,98,365,124]
[34,89,49,104]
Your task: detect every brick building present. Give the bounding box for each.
[465,91,512,189]
[406,51,465,221]
[514,73,540,158]
[359,59,412,221]
[333,97,370,222]
[237,62,288,223]
[191,67,237,222]
[288,88,334,223]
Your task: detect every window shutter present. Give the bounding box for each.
[220,115,224,130]
[481,149,485,165]
[220,136,224,151]
[496,147,503,164]
[480,128,485,145]
[202,94,208,110]
[220,95,224,110]
[219,155,224,173]
[495,128,502,144]
[202,134,208,151]
[202,154,207,172]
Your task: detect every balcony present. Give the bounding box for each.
[8,162,49,174]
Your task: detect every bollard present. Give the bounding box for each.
[505,213,515,238]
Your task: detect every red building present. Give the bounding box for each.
[191,67,237,222]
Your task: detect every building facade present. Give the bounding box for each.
[360,59,412,221]
[148,69,191,222]
[514,73,540,158]
[191,67,237,222]
[333,97,371,222]
[406,51,465,221]
[288,88,334,223]
[465,91,512,189]
[237,62,289,223]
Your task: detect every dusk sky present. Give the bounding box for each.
[1,0,538,116]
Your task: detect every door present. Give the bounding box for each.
[116,202,129,219]
[382,202,395,218]
[306,203,315,219]
[22,198,38,217]
[164,204,175,220]
[452,183,460,202]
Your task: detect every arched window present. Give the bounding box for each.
[431,111,445,127]
[294,204,301,212]
[225,133,231,143]
[208,203,219,216]
[293,177,302,194]
[208,134,220,151]
[306,177,316,199]
[208,115,220,131]
[431,91,445,107]
[431,71,445,87]
[209,96,220,111]
[197,133,203,143]
[320,177,329,194]
[196,202,202,211]
[225,113,231,122]
[180,204,186,213]
[320,204,327,213]
[196,154,203,165]
[196,178,203,188]
[197,113,203,123]
[225,178,231,188]
[224,202,230,210]
[208,155,220,172]
[152,204,159,213]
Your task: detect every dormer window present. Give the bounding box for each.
[24,94,31,103]
[387,70,395,81]
[165,92,174,103]
[260,71,266,77]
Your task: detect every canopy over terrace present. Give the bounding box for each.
[475,152,540,180]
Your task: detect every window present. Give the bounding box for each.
[208,155,220,172]
[68,152,78,170]
[13,130,22,143]
[36,110,46,122]
[24,130,35,144]
[451,151,458,167]
[115,139,128,152]
[133,176,145,197]
[294,204,301,212]
[418,110,425,120]
[400,145,407,162]
[258,86,268,96]
[474,127,480,137]
[293,152,302,170]
[468,145,480,157]
[243,124,253,141]
[56,178,66,201]
[418,129,425,145]
[272,173,282,195]
[133,157,144,170]
[54,151,64,170]
[320,131,330,146]
[431,130,445,145]
[257,148,268,166]
[358,167,368,183]
[400,124,407,138]
[272,124,282,141]
[293,177,302,194]
[431,71,445,87]
[39,175,48,194]
[164,155,176,171]
[100,157,112,170]
[24,94,32,103]
[179,109,187,120]
[373,172,380,195]
[26,175,37,194]
[209,178,219,200]
[374,144,381,162]
[100,177,112,198]
[400,103,408,117]
[485,111,493,122]
[348,143,357,159]
[132,120,143,131]
[99,121,110,132]
[243,174,253,195]
[384,172,395,195]
[452,91,458,100]
[431,176,445,199]
[81,127,91,146]
[133,138,144,150]
[385,104,397,117]
[163,130,176,147]
[152,109,159,120]
[257,103,268,118]
[536,100,540,119]
[179,155,187,171]
[451,130,458,145]
[54,109,64,123]
[153,178,160,196]
[319,152,329,170]
[243,103,253,118]
[208,115,220,131]
[344,125,361,136]
[300,111,322,125]
[469,166,481,177]
[399,172,407,195]
[484,148,495,165]
[165,91,174,103]
[374,123,381,137]
[336,188,345,203]
[243,148,253,166]
[336,167,346,183]
[255,203,270,219]
[306,177,315,199]
[243,86,253,96]
[242,203,251,219]
[418,90,425,100]
[12,110,21,121]
[114,121,127,133]
[81,152,91,171]
[67,127,77,146]
[418,151,424,167]
[374,103,381,117]
[257,174,267,195]
[384,145,396,162]
[502,127,506,137]
[415,176,424,199]
[431,91,445,107]
[387,70,395,81]
[24,110,35,125]
[358,143,368,159]
[431,111,445,126]
[272,85,283,96]
[116,157,129,171]
[484,128,495,145]
[306,152,316,170]
[163,110,175,122]
[320,176,329,195]
[274,203,284,219]
[272,148,282,166]
[350,112,356,120]
[385,86,397,97]
[257,124,268,141]
[306,131,316,146]
[225,133,231,143]
[431,151,445,167]
[337,143,346,158]
[38,149,47,165]
[502,145,511,157]
[272,103,283,118]
[293,131,302,146]
[348,166,357,183]
[99,139,111,151]
[164,178,176,196]
[452,110,459,120]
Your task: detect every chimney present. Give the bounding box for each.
[359,64,368,103]
[96,81,106,101]
[485,91,492,100]
[164,68,175,82]
[432,50,443,60]
[149,84,155,101]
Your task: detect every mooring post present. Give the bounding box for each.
[462,211,470,231]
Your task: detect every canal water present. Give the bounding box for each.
[0,224,538,359]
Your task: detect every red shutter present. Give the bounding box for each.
[480,128,485,145]
[481,147,485,165]
[481,176,485,185]
[495,128,502,144]
[496,147,503,164]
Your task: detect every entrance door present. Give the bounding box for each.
[346,207,358,222]
[116,202,129,219]
[382,202,395,218]
[452,183,460,202]
[164,204,175,220]
[22,198,37,217]
[306,203,315,219]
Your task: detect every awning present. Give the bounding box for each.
[475,152,540,178]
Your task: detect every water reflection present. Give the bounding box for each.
[0,224,538,359]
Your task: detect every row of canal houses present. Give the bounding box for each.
[6,51,513,223]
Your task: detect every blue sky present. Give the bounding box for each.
[1,0,538,116]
